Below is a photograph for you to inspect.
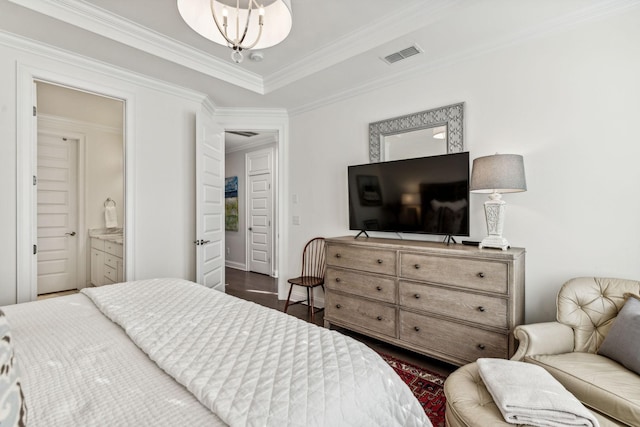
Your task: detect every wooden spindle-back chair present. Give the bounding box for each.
[284,237,326,322]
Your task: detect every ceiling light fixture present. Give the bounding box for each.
[177,0,292,64]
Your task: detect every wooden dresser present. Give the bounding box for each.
[324,236,525,366]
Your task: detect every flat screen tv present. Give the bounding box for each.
[348,152,470,236]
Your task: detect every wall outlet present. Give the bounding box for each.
[292,215,300,225]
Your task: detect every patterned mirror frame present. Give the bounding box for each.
[369,102,464,163]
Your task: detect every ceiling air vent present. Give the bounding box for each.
[382,45,422,65]
[226,131,259,137]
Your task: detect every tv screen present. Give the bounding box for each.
[348,152,470,236]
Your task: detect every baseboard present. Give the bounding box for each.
[225,261,246,271]
[287,286,325,308]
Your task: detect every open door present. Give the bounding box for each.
[195,108,225,292]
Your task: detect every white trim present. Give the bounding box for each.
[16,64,136,303]
[7,0,264,94]
[225,260,247,271]
[214,107,289,299]
[0,31,206,103]
[38,114,122,135]
[6,0,634,100]
[225,134,276,154]
[288,287,325,309]
[287,0,640,116]
[263,0,460,92]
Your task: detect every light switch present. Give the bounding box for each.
[292,194,298,204]
[292,215,300,225]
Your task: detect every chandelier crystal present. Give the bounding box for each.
[177,0,293,64]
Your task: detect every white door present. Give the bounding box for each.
[195,109,225,292]
[37,134,78,294]
[248,173,272,275]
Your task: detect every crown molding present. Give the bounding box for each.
[225,134,276,154]
[289,0,640,116]
[0,30,206,103]
[214,107,289,122]
[38,113,122,135]
[8,0,265,94]
[263,0,463,93]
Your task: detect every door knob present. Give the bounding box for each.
[65,231,76,236]
[248,227,253,231]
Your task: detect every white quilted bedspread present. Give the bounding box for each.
[82,278,431,427]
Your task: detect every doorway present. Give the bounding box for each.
[35,81,125,295]
[224,132,278,277]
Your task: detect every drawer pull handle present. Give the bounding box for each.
[414,326,420,332]
[377,259,383,264]
[335,278,341,283]
[477,344,486,350]
[478,306,485,312]
[376,286,382,291]
[414,264,420,269]
[336,304,341,309]
[477,272,485,278]
[335,253,342,258]
[414,294,420,299]
[376,316,383,321]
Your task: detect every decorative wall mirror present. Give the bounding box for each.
[369,102,464,162]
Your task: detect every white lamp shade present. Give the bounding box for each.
[177,0,292,49]
[470,154,527,194]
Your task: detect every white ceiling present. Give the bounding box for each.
[2,0,637,113]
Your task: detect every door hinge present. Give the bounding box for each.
[33,244,37,255]
[33,175,37,186]
[33,106,37,117]
[268,220,271,226]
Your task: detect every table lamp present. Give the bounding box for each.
[470,154,526,250]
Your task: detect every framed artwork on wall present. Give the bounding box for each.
[225,176,239,231]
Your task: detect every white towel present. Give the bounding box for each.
[105,205,118,228]
[477,358,599,427]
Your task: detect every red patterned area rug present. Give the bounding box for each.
[379,353,447,427]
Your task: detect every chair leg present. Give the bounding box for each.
[284,284,295,313]
[309,287,315,323]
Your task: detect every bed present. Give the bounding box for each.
[1,278,431,426]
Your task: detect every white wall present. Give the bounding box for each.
[0,34,204,305]
[225,148,247,269]
[288,10,640,323]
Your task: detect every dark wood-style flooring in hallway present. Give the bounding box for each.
[225,267,456,377]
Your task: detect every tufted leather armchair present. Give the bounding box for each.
[511,277,640,426]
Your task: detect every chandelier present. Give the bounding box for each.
[177,0,293,64]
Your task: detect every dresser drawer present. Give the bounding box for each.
[400,311,508,363]
[105,241,123,257]
[327,244,396,276]
[104,264,117,282]
[104,254,119,269]
[325,292,396,338]
[399,281,507,328]
[326,268,396,303]
[90,238,104,251]
[400,253,508,293]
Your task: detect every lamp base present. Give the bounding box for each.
[479,235,510,251]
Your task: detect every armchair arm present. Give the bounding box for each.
[511,322,574,361]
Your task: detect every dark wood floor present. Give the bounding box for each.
[225,267,456,377]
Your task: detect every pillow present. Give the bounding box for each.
[0,309,27,427]
[598,293,640,374]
